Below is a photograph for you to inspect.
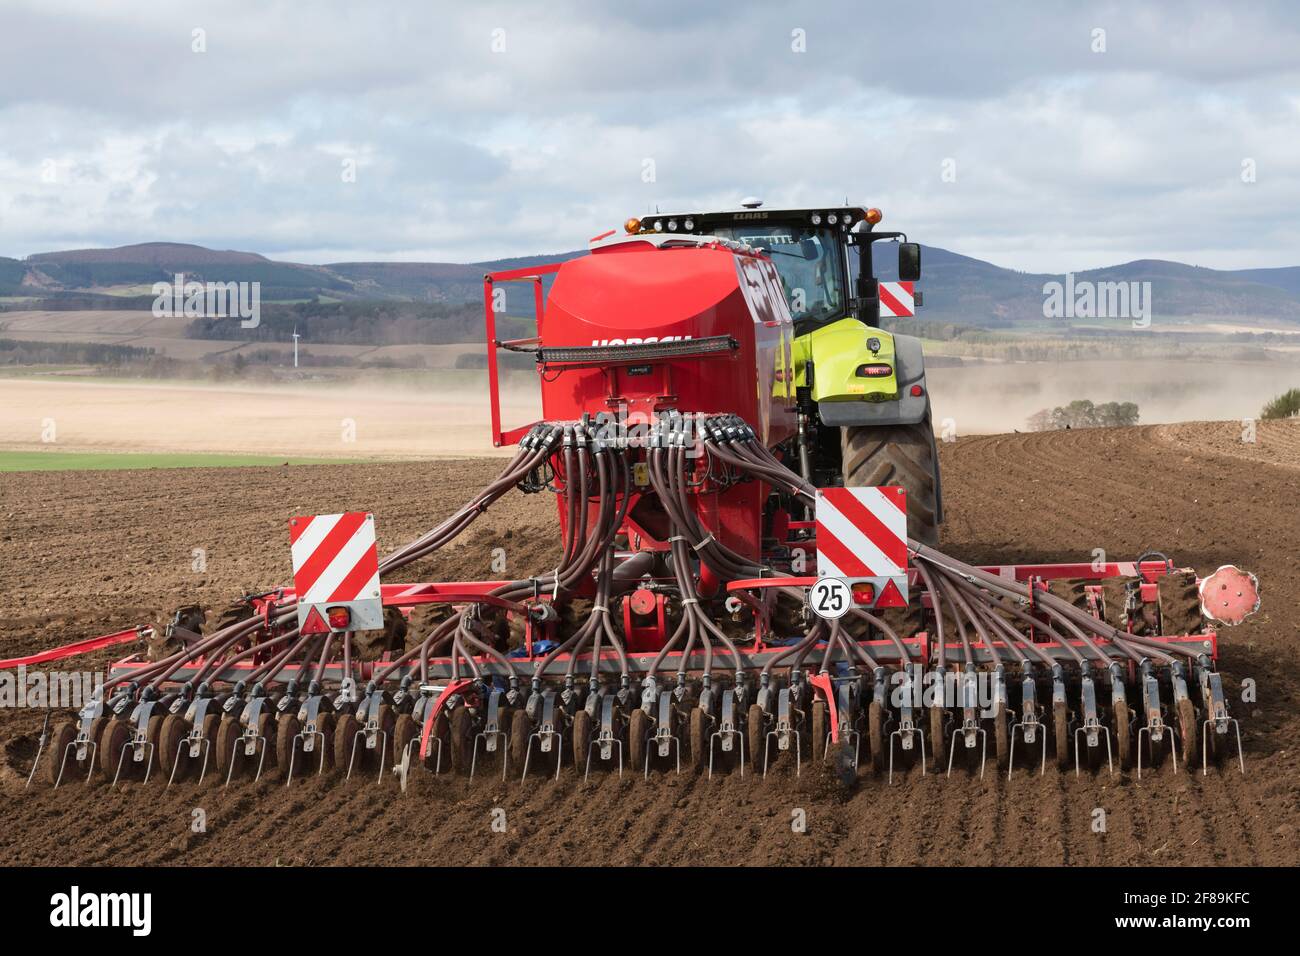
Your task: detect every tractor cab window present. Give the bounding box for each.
[710,224,846,325]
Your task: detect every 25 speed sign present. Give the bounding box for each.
[808,577,852,620]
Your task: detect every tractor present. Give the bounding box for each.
[630,200,941,545]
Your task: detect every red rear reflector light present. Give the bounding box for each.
[856,363,892,378]
[326,606,351,629]
[910,384,924,397]
[850,583,876,605]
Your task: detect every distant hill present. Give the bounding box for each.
[6,239,1300,328]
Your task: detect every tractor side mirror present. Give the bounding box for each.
[898,242,921,282]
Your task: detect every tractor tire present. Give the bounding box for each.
[841,421,940,546]
[1159,572,1204,637]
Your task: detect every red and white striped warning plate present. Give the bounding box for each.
[877,281,915,318]
[815,487,909,608]
[289,512,384,633]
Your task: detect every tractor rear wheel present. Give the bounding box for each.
[841,421,940,546]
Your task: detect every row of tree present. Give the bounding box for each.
[1025,399,1140,431]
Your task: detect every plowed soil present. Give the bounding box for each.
[2,422,1298,867]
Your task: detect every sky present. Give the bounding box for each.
[0,0,1297,272]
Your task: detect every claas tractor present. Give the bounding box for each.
[627,199,941,545]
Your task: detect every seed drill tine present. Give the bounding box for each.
[285,729,325,786]
[764,687,801,778]
[25,710,51,790]
[114,703,158,788]
[1073,674,1113,776]
[585,695,622,781]
[709,691,744,779]
[1009,673,1047,778]
[947,669,986,778]
[168,734,211,787]
[1136,663,1176,779]
[471,687,509,781]
[522,691,563,782]
[648,690,680,778]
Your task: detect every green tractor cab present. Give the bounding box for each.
[630,200,943,543]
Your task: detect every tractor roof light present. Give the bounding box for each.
[810,212,822,225]
[667,219,678,231]
[683,217,695,231]
[624,217,642,234]
[865,207,883,225]
[652,220,664,232]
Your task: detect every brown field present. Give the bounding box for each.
[1,422,1297,866]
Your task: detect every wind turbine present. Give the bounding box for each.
[292,327,300,369]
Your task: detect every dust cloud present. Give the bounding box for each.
[926,359,1300,433]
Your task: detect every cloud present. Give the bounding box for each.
[0,0,1296,270]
